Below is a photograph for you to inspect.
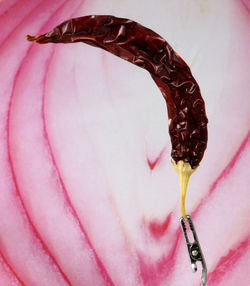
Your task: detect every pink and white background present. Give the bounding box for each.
[0,0,249,285]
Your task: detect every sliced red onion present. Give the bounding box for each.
[0,0,249,285]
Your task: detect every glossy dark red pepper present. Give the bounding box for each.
[27,15,208,168]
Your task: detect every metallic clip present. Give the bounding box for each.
[180,215,207,286]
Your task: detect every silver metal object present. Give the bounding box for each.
[180,215,207,286]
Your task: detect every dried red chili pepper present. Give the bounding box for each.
[27,15,208,169]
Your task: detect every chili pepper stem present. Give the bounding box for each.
[172,160,197,218]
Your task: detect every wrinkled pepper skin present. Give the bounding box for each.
[27,15,208,168]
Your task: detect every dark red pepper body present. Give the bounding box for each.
[27,15,208,168]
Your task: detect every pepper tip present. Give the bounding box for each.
[26,35,39,42]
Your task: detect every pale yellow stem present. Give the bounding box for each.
[172,160,197,218]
